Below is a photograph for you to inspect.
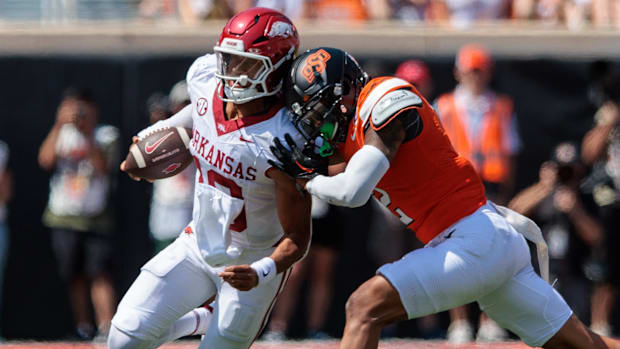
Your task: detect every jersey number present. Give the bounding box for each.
[195,157,247,232]
[374,188,414,226]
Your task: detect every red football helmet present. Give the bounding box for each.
[214,7,300,104]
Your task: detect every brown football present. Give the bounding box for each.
[124,127,193,180]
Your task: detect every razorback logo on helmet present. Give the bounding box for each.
[267,21,294,38]
[302,49,331,84]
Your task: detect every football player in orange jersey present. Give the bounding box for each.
[269,47,620,349]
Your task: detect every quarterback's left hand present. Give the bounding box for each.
[219,265,258,291]
[268,133,327,180]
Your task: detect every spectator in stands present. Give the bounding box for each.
[509,142,604,328]
[147,0,252,24]
[148,81,195,254]
[138,0,176,20]
[580,60,620,336]
[436,43,520,206]
[255,0,306,19]
[512,0,588,30]
[38,87,120,341]
[592,0,620,28]
[304,0,368,21]
[434,43,520,343]
[564,0,590,30]
[0,139,12,342]
[395,59,434,100]
[177,0,249,24]
[442,0,511,27]
[366,0,430,21]
[369,0,498,23]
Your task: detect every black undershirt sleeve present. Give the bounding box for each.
[363,108,423,143]
[400,108,423,143]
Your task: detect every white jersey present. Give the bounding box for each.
[185,54,303,267]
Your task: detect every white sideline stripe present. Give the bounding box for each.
[130,144,146,168]
[176,127,191,149]
[358,77,410,126]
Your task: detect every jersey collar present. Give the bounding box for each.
[212,90,281,136]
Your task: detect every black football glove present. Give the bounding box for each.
[268,133,328,179]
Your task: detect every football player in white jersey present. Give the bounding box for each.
[108,8,314,349]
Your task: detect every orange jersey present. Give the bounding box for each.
[342,77,486,244]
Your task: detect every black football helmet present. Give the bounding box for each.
[284,47,367,157]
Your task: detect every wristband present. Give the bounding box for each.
[250,257,277,284]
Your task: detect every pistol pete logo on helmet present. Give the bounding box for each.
[302,49,332,83]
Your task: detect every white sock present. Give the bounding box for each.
[163,306,213,342]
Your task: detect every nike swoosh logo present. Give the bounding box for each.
[446,229,455,239]
[239,136,254,143]
[145,131,175,154]
[262,270,269,277]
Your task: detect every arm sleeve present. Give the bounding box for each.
[305,145,390,208]
[136,104,193,139]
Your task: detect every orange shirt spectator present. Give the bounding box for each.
[308,0,368,20]
[435,44,521,206]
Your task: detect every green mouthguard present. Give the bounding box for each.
[318,122,335,157]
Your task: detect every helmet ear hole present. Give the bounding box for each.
[341,84,357,115]
[341,82,351,96]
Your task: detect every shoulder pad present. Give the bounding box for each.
[186,54,216,84]
[358,77,411,126]
[371,89,423,129]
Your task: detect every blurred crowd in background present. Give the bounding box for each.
[1,38,620,344]
[1,0,620,345]
[1,0,620,30]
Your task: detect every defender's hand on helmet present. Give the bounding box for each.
[268,133,327,180]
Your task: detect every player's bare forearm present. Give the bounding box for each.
[219,169,310,292]
[328,149,347,175]
[364,118,406,162]
[271,234,309,273]
[271,168,312,272]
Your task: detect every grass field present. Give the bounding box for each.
[0,340,537,348]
